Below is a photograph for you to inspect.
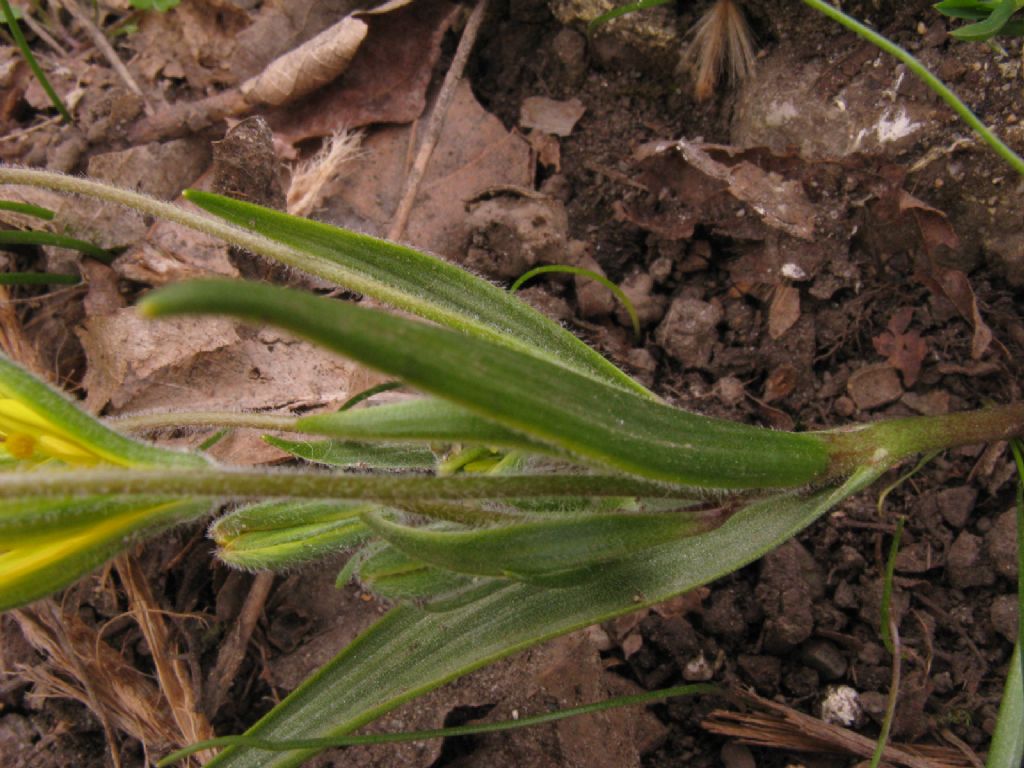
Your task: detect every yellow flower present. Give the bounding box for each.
[0,355,207,468]
[0,355,211,611]
[0,497,210,612]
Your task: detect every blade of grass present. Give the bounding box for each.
[141,279,832,488]
[0,200,54,219]
[0,0,71,123]
[588,0,673,31]
[870,516,905,768]
[511,264,641,339]
[0,229,112,263]
[987,440,1024,767]
[0,271,78,285]
[158,683,719,765]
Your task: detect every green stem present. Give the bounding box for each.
[823,401,1024,476]
[0,467,690,502]
[158,683,719,766]
[0,167,316,269]
[0,0,71,123]
[801,0,1024,177]
[111,411,302,433]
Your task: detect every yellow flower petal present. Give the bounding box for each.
[0,398,102,465]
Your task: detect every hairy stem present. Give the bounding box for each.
[823,401,1024,476]
[111,411,302,433]
[0,468,691,502]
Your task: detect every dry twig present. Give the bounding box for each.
[702,689,974,768]
[57,0,151,113]
[203,570,275,717]
[387,0,489,241]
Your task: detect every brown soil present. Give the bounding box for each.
[1,0,1021,766]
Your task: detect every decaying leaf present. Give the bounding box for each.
[268,0,461,144]
[895,190,997,360]
[240,16,369,107]
[519,96,586,137]
[872,307,928,386]
[632,140,818,241]
[768,284,800,340]
[320,80,532,259]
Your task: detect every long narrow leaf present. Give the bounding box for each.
[142,280,831,489]
[182,191,650,396]
[263,435,437,470]
[296,398,557,456]
[202,466,884,768]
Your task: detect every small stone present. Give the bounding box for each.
[682,651,715,681]
[800,639,848,681]
[821,685,863,727]
[649,255,673,283]
[984,509,1019,579]
[783,665,820,697]
[857,642,886,665]
[936,486,977,529]
[847,364,903,410]
[721,742,756,768]
[859,690,887,721]
[655,297,722,368]
[738,654,781,696]
[550,28,587,87]
[834,395,856,418]
[947,531,996,588]
[990,594,1019,643]
[715,376,746,407]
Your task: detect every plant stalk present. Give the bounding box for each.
[823,401,1024,476]
[0,467,693,502]
[111,411,302,433]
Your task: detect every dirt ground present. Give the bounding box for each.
[1,0,1022,766]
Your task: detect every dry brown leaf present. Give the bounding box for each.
[872,307,928,386]
[78,311,240,412]
[268,0,461,144]
[648,140,817,241]
[768,284,800,339]
[321,80,532,258]
[916,266,994,360]
[519,96,586,137]
[762,364,798,403]
[241,16,368,107]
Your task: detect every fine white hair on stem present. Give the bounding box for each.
[287,129,363,217]
[681,0,757,102]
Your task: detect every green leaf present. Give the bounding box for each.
[351,544,507,609]
[588,0,674,31]
[988,644,1023,767]
[951,0,1020,39]
[0,229,112,263]
[0,496,209,611]
[0,271,79,285]
[211,500,373,571]
[141,280,832,489]
[0,353,208,468]
[296,398,557,456]
[362,502,729,586]
[0,200,55,219]
[263,434,437,470]
[182,190,650,397]
[202,466,885,768]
